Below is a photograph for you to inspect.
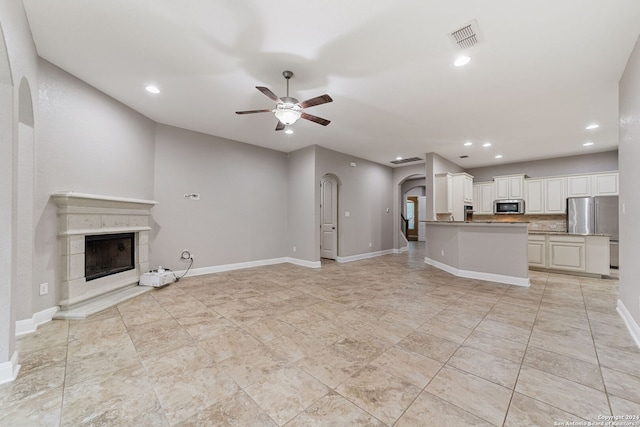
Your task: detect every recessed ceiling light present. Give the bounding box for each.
[396,156,403,161]
[285,128,294,135]
[583,142,594,147]
[464,142,473,146]
[495,154,503,159]
[585,123,599,130]
[483,142,492,147]
[454,55,471,67]
[145,85,160,94]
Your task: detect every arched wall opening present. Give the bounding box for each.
[396,173,426,247]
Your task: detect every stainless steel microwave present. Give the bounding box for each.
[493,199,525,214]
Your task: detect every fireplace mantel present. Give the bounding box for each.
[52,192,158,318]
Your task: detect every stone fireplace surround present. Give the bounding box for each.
[52,192,157,319]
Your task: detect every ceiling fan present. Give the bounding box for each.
[235,70,333,131]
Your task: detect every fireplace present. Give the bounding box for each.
[85,233,135,281]
[52,192,157,316]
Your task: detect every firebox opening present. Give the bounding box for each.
[85,233,135,281]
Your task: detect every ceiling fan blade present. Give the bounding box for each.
[256,86,281,103]
[299,94,333,109]
[301,112,331,126]
[235,109,273,114]
[275,121,285,131]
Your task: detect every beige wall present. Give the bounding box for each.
[619,35,640,334]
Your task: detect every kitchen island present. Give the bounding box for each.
[422,221,530,286]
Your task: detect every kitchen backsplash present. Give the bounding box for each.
[473,214,567,232]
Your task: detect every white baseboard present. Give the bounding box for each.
[425,257,530,287]
[15,306,60,337]
[286,258,322,268]
[395,246,409,253]
[617,299,640,349]
[174,257,321,278]
[0,352,20,385]
[337,249,395,263]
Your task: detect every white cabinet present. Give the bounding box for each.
[544,177,566,214]
[453,173,474,221]
[462,175,473,204]
[527,234,547,267]
[528,233,609,275]
[524,179,544,214]
[567,172,618,197]
[494,174,525,200]
[473,182,495,215]
[436,173,474,220]
[592,173,618,196]
[435,173,453,214]
[549,235,585,272]
[567,175,591,198]
[524,177,566,214]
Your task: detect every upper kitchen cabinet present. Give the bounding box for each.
[524,179,544,214]
[435,173,453,214]
[591,172,618,196]
[473,182,495,214]
[566,172,618,197]
[494,174,525,200]
[436,172,474,220]
[567,175,591,197]
[453,173,474,204]
[524,177,566,214]
[544,177,567,214]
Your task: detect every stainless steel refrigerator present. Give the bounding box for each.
[567,196,619,268]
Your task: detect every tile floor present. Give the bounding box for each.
[2,243,640,426]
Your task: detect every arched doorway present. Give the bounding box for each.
[399,175,426,244]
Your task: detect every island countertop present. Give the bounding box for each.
[420,221,529,227]
[528,230,611,237]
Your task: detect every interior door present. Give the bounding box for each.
[320,176,338,259]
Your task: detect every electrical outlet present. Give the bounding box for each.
[293,246,297,252]
[180,249,192,260]
[345,212,350,217]
[39,282,48,296]
[441,250,445,256]
[369,242,372,247]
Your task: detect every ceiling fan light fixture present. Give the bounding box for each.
[274,104,302,125]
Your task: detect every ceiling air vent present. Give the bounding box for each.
[449,19,482,49]
[390,157,422,165]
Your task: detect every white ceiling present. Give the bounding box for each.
[21,0,640,168]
